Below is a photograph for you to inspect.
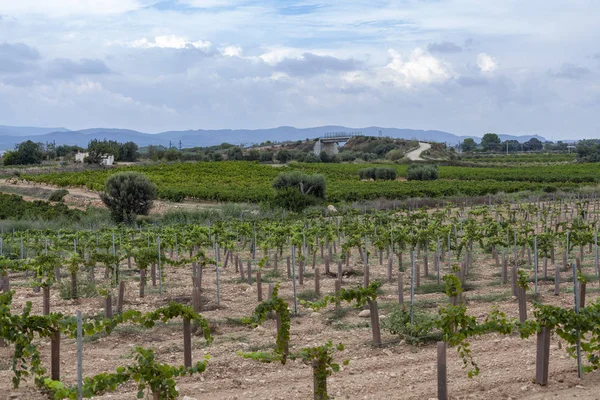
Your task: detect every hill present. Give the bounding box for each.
[0,125,549,150]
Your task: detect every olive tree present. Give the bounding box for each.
[100,172,157,224]
[272,171,326,212]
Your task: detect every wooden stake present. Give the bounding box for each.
[437,341,448,400]
[51,330,60,381]
[369,300,382,347]
[183,318,192,368]
[257,270,263,302]
[117,280,125,313]
[535,327,551,386]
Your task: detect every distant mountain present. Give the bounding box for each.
[0,125,70,137]
[0,124,550,150]
[497,134,546,142]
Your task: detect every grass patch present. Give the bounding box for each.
[297,289,320,302]
[414,282,475,295]
[466,291,511,303]
[59,277,98,300]
[330,321,370,331]
[381,305,443,345]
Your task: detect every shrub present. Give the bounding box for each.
[407,164,439,181]
[273,171,326,199]
[381,306,442,345]
[100,172,157,224]
[48,189,69,202]
[272,187,317,212]
[359,167,397,181]
[59,277,98,300]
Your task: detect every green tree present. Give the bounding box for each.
[276,150,292,164]
[117,141,139,162]
[226,146,244,160]
[461,138,477,152]
[86,139,119,164]
[481,133,501,152]
[246,149,260,161]
[524,138,544,151]
[576,140,600,162]
[272,171,326,211]
[3,140,44,165]
[100,172,157,224]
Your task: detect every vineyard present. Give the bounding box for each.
[1,196,600,399]
[19,161,600,203]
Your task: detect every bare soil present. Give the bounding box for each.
[0,180,221,214]
[2,244,599,400]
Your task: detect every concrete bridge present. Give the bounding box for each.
[314,132,361,155]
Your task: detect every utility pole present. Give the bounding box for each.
[179,140,182,151]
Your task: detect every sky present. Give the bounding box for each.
[0,1,599,140]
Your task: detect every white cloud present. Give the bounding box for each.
[259,47,304,65]
[477,53,498,74]
[382,48,453,87]
[0,0,144,17]
[221,46,243,57]
[129,35,212,50]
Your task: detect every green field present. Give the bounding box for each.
[20,160,599,203]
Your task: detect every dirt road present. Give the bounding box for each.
[405,142,431,161]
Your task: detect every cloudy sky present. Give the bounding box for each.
[0,1,599,139]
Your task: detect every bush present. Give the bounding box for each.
[381,306,442,345]
[100,172,157,224]
[271,187,317,212]
[359,167,397,181]
[48,189,69,202]
[273,171,326,199]
[407,164,439,181]
[59,277,98,300]
[386,149,405,161]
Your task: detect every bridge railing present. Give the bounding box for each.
[322,132,362,139]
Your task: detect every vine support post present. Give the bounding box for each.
[157,236,163,296]
[247,260,252,285]
[387,256,393,281]
[192,286,201,313]
[534,236,538,295]
[502,252,508,285]
[292,245,298,315]
[554,264,560,295]
[535,326,551,386]
[334,280,341,313]
[51,330,60,381]
[151,262,156,287]
[313,359,327,400]
[314,268,320,297]
[437,341,448,400]
[398,273,404,305]
[517,286,527,323]
[594,230,599,281]
[337,261,343,284]
[215,242,221,307]
[369,300,382,347]
[43,286,50,315]
[572,263,583,379]
[77,310,83,400]
[105,294,113,319]
[511,265,517,297]
[579,282,586,308]
[117,280,125,314]
[140,269,146,298]
[257,270,263,302]
[183,317,192,368]
[410,250,415,324]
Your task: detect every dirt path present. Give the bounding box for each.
[405,142,432,161]
[0,180,220,214]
